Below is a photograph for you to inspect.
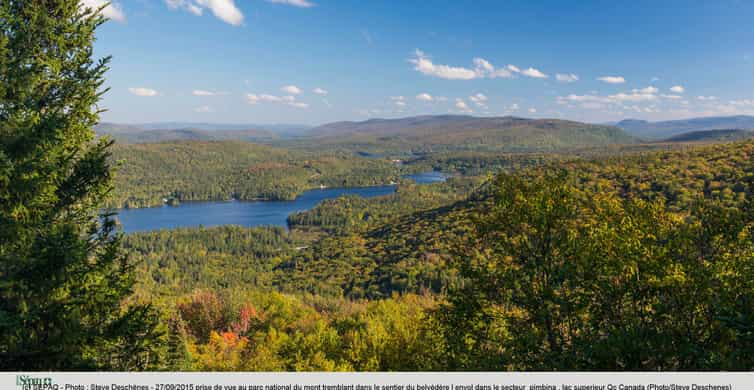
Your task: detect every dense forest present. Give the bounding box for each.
[284,116,636,156]
[3,1,754,372]
[116,139,754,370]
[107,138,695,210]
[108,141,401,208]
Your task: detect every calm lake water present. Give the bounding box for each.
[116,172,446,233]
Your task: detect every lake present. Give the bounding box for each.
[116,172,446,233]
[407,170,447,183]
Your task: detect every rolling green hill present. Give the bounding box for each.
[291,115,636,155]
[108,140,400,208]
[615,115,754,139]
[96,123,281,144]
[663,128,754,143]
[123,139,754,370]
[276,139,754,298]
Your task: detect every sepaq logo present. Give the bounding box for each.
[15,375,59,390]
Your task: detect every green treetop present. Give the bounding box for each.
[0,1,166,370]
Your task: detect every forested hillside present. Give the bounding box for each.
[105,116,652,210]
[95,122,311,142]
[7,0,754,374]
[109,141,400,208]
[616,115,754,139]
[286,115,635,155]
[105,128,280,144]
[663,129,754,143]
[121,139,754,370]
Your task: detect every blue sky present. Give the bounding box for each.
[87,0,754,125]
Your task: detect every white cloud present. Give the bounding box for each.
[390,96,406,107]
[558,87,661,108]
[201,0,243,24]
[473,58,513,78]
[266,0,315,7]
[597,76,626,84]
[528,107,537,113]
[553,83,726,119]
[508,103,520,111]
[165,0,243,26]
[636,86,658,94]
[192,89,224,96]
[520,67,548,78]
[410,50,477,80]
[491,68,514,78]
[128,87,158,97]
[469,93,488,107]
[670,85,685,94]
[186,3,203,15]
[246,93,307,108]
[246,94,277,103]
[483,62,548,79]
[607,92,658,103]
[411,50,545,81]
[474,58,513,79]
[455,99,472,113]
[80,0,126,22]
[281,85,302,95]
[313,88,328,96]
[473,58,494,73]
[416,93,434,102]
[558,94,606,104]
[245,94,259,104]
[556,73,579,83]
[468,93,488,102]
[195,105,213,113]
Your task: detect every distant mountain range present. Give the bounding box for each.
[613,115,754,139]
[129,122,311,134]
[97,115,754,146]
[96,116,635,154]
[94,122,311,143]
[663,129,754,143]
[302,115,635,154]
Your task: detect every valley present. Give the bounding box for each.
[104,115,649,210]
[101,115,754,370]
[5,0,754,377]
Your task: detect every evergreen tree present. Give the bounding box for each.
[0,1,166,369]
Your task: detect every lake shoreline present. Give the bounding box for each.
[115,171,447,233]
[113,171,449,211]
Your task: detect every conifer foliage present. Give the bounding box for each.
[0,1,165,369]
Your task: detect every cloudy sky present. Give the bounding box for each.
[88,0,754,125]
